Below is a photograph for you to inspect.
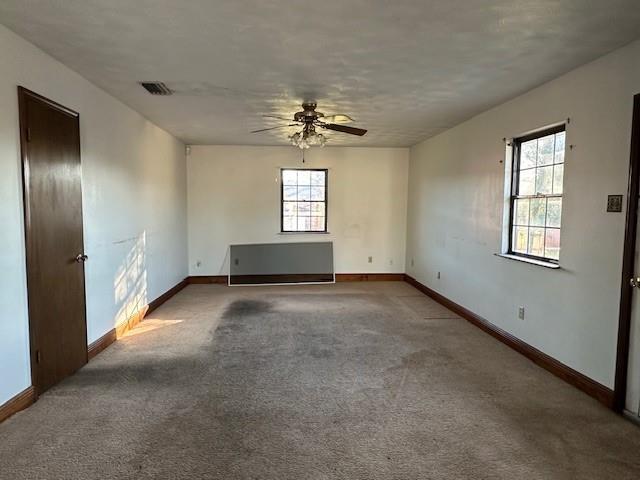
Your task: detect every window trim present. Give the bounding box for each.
[495,253,561,269]
[508,124,565,264]
[280,168,328,233]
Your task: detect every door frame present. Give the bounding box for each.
[614,93,640,412]
[18,86,87,397]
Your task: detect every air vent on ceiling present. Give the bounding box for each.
[140,82,173,95]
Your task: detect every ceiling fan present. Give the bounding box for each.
[251,102,367,149]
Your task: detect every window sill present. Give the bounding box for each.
[494,253,561,269]
[278,231,331,235]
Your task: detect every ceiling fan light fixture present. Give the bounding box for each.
[289,131,308,149]
[307,133,326,147]
[289,130,326,149]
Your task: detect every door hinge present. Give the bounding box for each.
[35,350,40,363]
[26,127,31,142]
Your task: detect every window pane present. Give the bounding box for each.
[310,216,325,231]
[546,197,562,228]
[554,132,565,164]
[311,171,325,185]
[511,129,565,261]
[297,217,310,231]
[545,228,561,260]
[529,198,546,227]
[553,163,564,194]
[310,186,325,201]
[297,170,311,185]
[528,227,545,257]
[514,198,529,225]
[518,168,535,195]
[535,166,553,194]
[297,186,311,201]
[282,170,327,233]
[537,135,554,166]
[282,170,297,185]
[513,227,528,253]
[283,186,297,201]
[311,202,325,216]
[297,202,311,216]
[520,140,537,169]
[283,201,297,216]
[283,216,296,231]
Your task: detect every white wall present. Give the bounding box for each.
[187,146,408,275]
[0,25,188,405]
[406,39,640,408]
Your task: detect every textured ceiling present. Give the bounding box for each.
[2,0,640,146]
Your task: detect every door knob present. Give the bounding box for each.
[75,254,88,263]
[630,277,640,288]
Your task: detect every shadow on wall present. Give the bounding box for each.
[113,231,148,331]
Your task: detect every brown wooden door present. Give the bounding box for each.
[617,94,640,415]
[18,87,88,396]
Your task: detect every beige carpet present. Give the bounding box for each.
[1,281,639,479]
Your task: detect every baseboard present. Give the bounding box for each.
[0,386,35,424]
[230,273,334,285]
[148,279,188,313]
[88,278,188,361]
[404,274,615,409]
[336,273,404,282]
[87,328,117,360]
[188,273,405,284]
[188,275,227,284]
[114,305,148,338]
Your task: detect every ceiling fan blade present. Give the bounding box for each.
[321,114,354,124]
[320,123,367,136]
[250,124,298,133]
[262,115,296,121]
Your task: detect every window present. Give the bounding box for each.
[281,168,327,233]
[509,125,565,262]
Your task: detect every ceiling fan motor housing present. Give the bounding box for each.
[294,102,324,123]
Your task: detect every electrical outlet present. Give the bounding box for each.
[437,271,441,280]
[368,256,373,263]
[518,307,525,320]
